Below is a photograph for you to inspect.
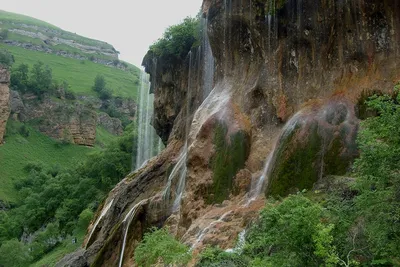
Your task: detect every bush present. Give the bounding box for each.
[0,49,14,68]
[149,17,200,62]
[0,239,31,267]
[92,74,106,93]
[134,227,191,267]
[18,125,30,138]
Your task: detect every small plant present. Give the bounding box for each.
[134,227,191,267]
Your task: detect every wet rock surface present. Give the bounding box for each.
[59,0,400,266]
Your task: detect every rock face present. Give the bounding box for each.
[10,92,97,146]
[97,112,123,136]
[0,67,10,144]
[59,0,400,266]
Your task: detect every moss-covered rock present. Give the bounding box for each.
[266,98,359,197]
[208,122,250,203]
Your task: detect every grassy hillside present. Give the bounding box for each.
[0,10,113,51]
[0,120,94,203]
[0,44,140,100]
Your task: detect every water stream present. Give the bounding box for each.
[191,211,233,250]
[86,199,114,248]
[118,199,147,267]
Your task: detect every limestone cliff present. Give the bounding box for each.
[10,92,97,146]
[59,0,400,266]
[0,67,10,144]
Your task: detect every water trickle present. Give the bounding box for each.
[225,229,246,254]
[191,211,233,250]
[162,149,187,203]
[118,199,147,267]
[202,16,215,100]
[247,111,303,203]
[170,50,194,212]
[86,199,114,248]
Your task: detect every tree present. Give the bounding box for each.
[92,74,106,93]
[29,61,53,95]
[0,49,14,68]
[244,194,336,266]
[11,63,29,92]
[134,227,191,267]
[0,239,31,267]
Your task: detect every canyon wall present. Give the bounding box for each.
[59,0,400,266]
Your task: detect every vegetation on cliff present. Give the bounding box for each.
[144,17,199,65]
[193,86,400,266]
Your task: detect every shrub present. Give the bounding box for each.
[149,17,200,62]
[134,227,191,267]
[0,49,14,68]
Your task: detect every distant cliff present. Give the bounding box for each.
[0,67,10,144]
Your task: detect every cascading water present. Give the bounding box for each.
[191,211,233,250]
[201,16,214,100]
[118,199,147,267]
[134,70,163,171]
[247,111,303,203]
[170,50,194,212]
[86,199,114,248]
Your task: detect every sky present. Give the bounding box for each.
[0,0,202,66]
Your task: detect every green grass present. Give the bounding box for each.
[0,121,94,203]
[29,228,86,267]
[96,126,116,148]
[0,10,113,50]
[0,10,59,30]
[1,44,140,100]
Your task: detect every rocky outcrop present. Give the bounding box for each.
[60,0,400,266]
[11,93,97,146]
[0,67,10,144]
[97,112,123,135]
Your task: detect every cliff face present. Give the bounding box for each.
[60,0,400,266]
[10,92,97,146]
[0,67,10,144]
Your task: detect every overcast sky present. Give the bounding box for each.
[0,0,202,66]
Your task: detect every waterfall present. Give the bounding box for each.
[134,70,163,171]
[202,16,214,100]
[86,199,114,248]
[191,211,232,250]
[162,149,187,203]
[118,199,147,267]
[247,111,303,203]
[225,229,246,254]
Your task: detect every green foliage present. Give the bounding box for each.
[0,123,136,263]
[10,61,54,96]
[243,195,332,266]
[92,74,113,100]
[29,61,53,95]
[149,17,200,62]
[11,63,29,92]
[350,85,400,263]
[77,209,94,232]
[2,44,139,99]
[134,227,191,267]
[0,29,8,41]
[92,74,106,93]
[196,247,249,267]
[209,123,250,203]
[0,48,14,68]
[0,239,31,267]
